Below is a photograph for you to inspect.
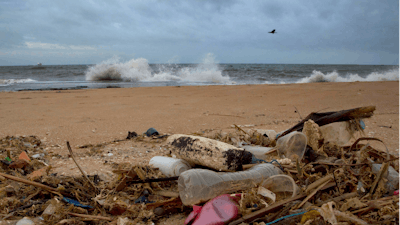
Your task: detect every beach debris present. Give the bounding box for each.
[167,134,252,171]
[276,106,376,139]
[261,174,300,199]
[302,119,324,152]
[149,156,192,177]
[0,106,398,224]
[257,186,276,203]
[177,164,282,206]
[241,146,275,160]
[126,131,138,139]
[276,131,307,161]
[184,194,240,225]
[320,121,359,145]
[145,127,159,137]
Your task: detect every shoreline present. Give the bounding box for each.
[0,81,398,152]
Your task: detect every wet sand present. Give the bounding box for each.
[0,81,399,152]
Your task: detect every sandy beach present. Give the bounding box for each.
[0,81,398,224]
[0,81,399,152]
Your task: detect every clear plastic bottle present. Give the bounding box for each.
[178,164,283,205]
[149,156,192,177]
[242,146,274,160]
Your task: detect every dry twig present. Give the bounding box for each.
[66,141,98,192]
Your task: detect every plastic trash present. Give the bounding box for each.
[320,121,357,145]
[242,146,274,160]
[62,197,93,209]
[42,204,56,220]
[149,156,192,177]
[370,163,399,192]
[257,186,276,203]
[261,174,300,198]
[178,163,283,205]
[184,194,239,225]
[145,127,159,137]
[32,153,45,159]
[126,131,138,139]
[276,131,307,161]
[16,217,35,225]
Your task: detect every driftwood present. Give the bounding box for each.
[167,134,252,171]
[276,106,376,140]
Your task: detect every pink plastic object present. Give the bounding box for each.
[394,190,399,195]
[184,194,239,225]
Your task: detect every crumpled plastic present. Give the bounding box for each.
[318,202,337,225]
[184,194,239,225]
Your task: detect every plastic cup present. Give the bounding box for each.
[261,174,300,198]
[276,131,307,161]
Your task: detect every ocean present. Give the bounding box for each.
[0,56,398,92]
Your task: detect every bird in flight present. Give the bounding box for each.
[269,29,276,34]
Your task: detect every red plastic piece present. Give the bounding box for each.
[184,194,239,225]
[394,190,399,195]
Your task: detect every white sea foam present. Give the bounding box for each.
[297,69,399,83]
[85,56,152,81]
[0,78,37,86]
[85,53,231,84]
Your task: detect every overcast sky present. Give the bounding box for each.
[0,0,398,65]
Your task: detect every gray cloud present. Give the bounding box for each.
[0,0,398,65]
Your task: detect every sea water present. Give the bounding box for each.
[0,54,398,92]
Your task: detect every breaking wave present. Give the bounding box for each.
[0,78,37,86]
[297,69,399,83]
[85,53,231,84]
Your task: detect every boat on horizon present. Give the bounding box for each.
[32,63,46,69]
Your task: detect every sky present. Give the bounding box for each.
[0,0,399,65]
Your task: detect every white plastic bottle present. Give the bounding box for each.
[178,164,283,205]
[149,156,192,177]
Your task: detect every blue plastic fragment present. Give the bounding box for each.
[63,197,93,209]
[359,119,365,130]
[265,210,307,225]
[134,195,154,204]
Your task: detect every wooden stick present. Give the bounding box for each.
[66,141,97,191]
[276,106,375,140]
[0,172,58,193]
[316,192,358,206]
[351,196,399,214]
[369,162,389,198]
[229,182,336,225]
[295,180,331,209]
[264,149,277,155]
[68,212,113,221]
[233,124,249,135]
[305,174,333,194]
[294,106,303,120]
[129,176,179,184]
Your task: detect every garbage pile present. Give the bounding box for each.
[0,106,398,225]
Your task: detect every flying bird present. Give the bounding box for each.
[268,29,276,34]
